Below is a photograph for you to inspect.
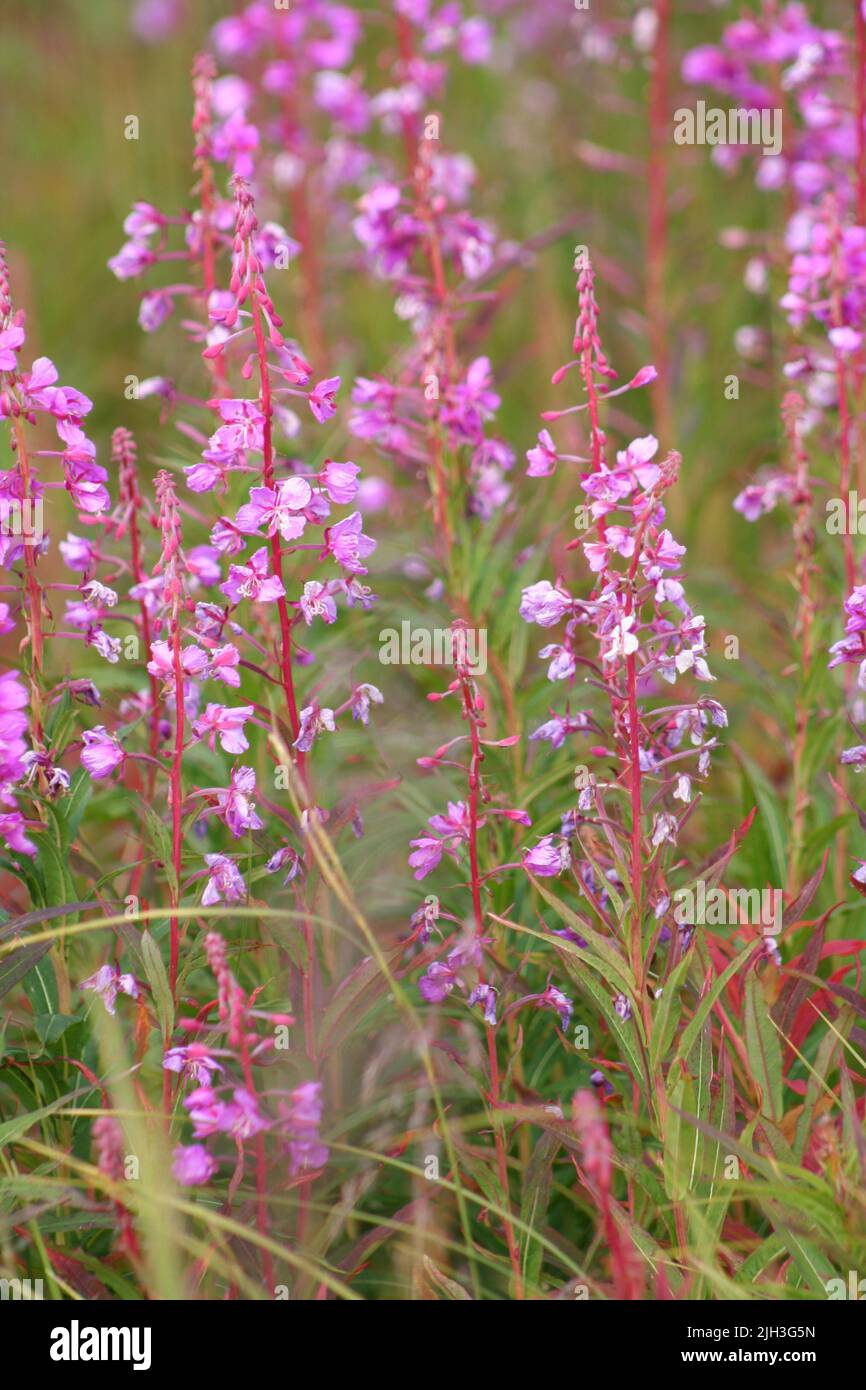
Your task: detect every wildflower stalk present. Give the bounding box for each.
[234,180,303,757]
[647,0,672,448]
[781,394,816,890]
[456,654,523,1296]
[114,428,161,901]
[154,472,186,1010]
[11,416,44,745]
[857,0,866,225]
[192,54,229,396]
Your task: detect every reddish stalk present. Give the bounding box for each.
[115,429,162,902]
[193,54,229,397]
[856,0,866,226]
[12,417,44,744]
[782,394,816,890]
[647,0,672,447]
[153,473,186,1010]
[249,294,302,757]
[457,659,523,1298]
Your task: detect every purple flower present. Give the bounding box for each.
[529,712,588,749]
[318,459,360,503]
[81,963,139,1015]
[284,1081,329,1176]
[522,835,571,877]
[519,580,572,627]
[220,547,286,604]
[613,993,632,1022]
[324,512,376,575]
[172,1143,218,1187]
[526,429,559,477]
[266,844,302,884]
[299,580,338,626]
[214,766,264,838]
[164,1044,223,1086]
[80,726,125,780]
[192,703,253,754]
[540,984,573,1031]
[468,982,497,1025]
[351,683,383,724]
[293,703,336,752]
[418,959,457,1003]
[202,853,246,906]
[309,375,341,423]
[235,478,312,540]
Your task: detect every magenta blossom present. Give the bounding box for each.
[80,726,126,780]
[213,765,264,838]
[522,835,571,877]
[193,703,254,754]
[81,963,139,1015]
[309,375,341,423]
[220,547,286,604]
[323,512,376,575]
[172,1143,218,1187]
[202,853,247,905]
[164,1044,224,1086]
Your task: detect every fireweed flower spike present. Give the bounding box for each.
[163,931,324,1284]
[0,243,108,853]
[520,258,726,1000]
[410,625,529,1293]
[151,471,189,1002]
[687,12,866,895]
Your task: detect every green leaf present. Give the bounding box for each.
[142,805,178,897]
[519,1131,559,1291]
[0,939,53,1002]
[734,749,787,886]
[140,931,173,1040]
[54,768,93,853]
[744,972,783,1121]
[672,938,760,1071]
[0,1087,94,1151]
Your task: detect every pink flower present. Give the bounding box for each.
[0,810,37,857]
[408,836,446,880]
[0,325,25,372]
[193,703,253,754]
[81,963,139,1015]
[60,533,98,572]
[220,547,286,604]
[234,478,312,540]
[80,726,126,780]
[147,639,209,680]
[526,429,559,477]
[163,1044,223,1086]
[309,376,341,423]
[323,512,376,574]
[318,459,360,503]
[519,580,572,627]
[201,853,247,905]
[213,765,263,837]
[522,835,571,877]
[208,643,241,687]
[172,1143,218,1186]
[299,580,338,625]
[294,703,336,752]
